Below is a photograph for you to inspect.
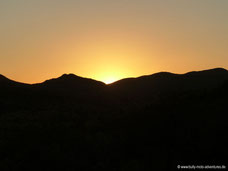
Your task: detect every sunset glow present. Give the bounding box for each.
[93,68,129,84]
[1,1,227,170]
[103,77,118,84]
[1,1,228,83]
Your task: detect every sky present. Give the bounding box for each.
[0,0,228,84]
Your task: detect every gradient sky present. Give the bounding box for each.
[1,0,228,84]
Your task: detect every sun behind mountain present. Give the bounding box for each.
[103,77,117,84]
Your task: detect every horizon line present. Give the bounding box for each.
[1,67,227,85]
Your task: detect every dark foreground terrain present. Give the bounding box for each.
[0,68,228,170]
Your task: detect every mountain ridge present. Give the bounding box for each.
[112,67,228,83]
[1,68,228,171]
[40,73,105,86]
[1,67,227,86]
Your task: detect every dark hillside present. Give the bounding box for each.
[0,68,228,170]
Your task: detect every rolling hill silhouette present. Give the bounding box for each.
[110,68,228,91]
[0,68,228,171]
[0,74,24,87]
[1,68,228,90]
[39,73,105,88]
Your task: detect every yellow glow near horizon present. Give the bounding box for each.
[1,1,228,84]
[92,69,128,85]
[102,77,118,84]
[65,33,146,85]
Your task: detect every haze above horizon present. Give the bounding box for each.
[1,0,228,84]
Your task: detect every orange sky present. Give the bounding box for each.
[1,0,228,84]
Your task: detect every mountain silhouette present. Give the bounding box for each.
[0,74,18,85]
[0,68,228,171]
[110,68,228,89]
[106,68,228,103]
[41,73,105,87]
[0,74,29,90]
[34,73,106,96]
[2,68,228,91]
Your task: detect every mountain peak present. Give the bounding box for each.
[209,67,228,73]
[41,73,106,89]
[210,67,227,71]
[185,68,228,76]
[60,73,78,78]
[58,73,82,80]
[200,67,226,72]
